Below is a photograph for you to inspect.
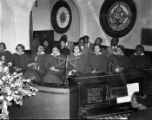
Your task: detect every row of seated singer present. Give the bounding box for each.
[0,41,152,85]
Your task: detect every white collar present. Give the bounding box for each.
[73,52,82,57]
[37,52,45,55]
[134,52,144,56]
[94,52,102,55]
[51,52,60,56]
[16,52,24,55]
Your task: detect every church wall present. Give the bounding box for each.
[32,0,80,42]
[1,0,152,52]
[32,0,152,51]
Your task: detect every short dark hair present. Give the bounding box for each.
[132,91,152,107]
[16,44,25,51]
[83,35,89,40]
[95,37,103,44]
[60,34,67,43]
[0,42,6,49]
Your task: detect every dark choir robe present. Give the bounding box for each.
[12,52,31,72]
[67,53,89,75]
[43,54,66,84]
[89,52,108,73]
[24,52,47,82]
[59,47,70,57]
[131,54,151,70]
[0,50,12,64]
[44,46,52,54]
[108,54,133,73]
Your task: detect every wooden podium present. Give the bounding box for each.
[9,84,78,119]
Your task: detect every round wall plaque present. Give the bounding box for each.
[99,0,137,37]
[51,0,72,34]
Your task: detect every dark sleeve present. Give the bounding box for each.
[44,55,53,71]
[5,51,13,63]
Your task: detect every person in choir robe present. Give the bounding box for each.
[108,45,133,74]
[131,45,151,70]
[43,46,66,84]
[84,35,93,51]
[67,44,89,75]
[42,39,52,54]
[78,37,91,56]
[106,37,119,58]
[0,42,12,66]
[94,37,106,54]
[89,44,108,73]
[128,92,152,120]
[25,45,47,82]
[12,44,31,73]
[59,35,70,57]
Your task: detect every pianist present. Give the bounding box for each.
[128,91,152,120]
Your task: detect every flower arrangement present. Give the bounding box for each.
[0,60,38,119]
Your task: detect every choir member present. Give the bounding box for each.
[42,39,52,54]
[25,45,47,82]
[108,45,133,74]
[84,35,93,51]
[94,37,103,46]
[78,37,91,56]
[12,44,31,72]
[68,44,89,75]
[59,35,70,56]
[131,45,151,70]
[106,37,119,58]
[0,42,12,66]
[94,37,106,54]
[43,46,66,84]
[89,44,108,73]
[128,92,152,120]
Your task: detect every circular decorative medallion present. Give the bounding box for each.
[51,1,72,34]
[100,0,137,37]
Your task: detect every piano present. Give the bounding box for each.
[69,70,152,119]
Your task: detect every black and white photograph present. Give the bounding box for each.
[0,0,152,119]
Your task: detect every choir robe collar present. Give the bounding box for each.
[51,52,60,57]
[16,52,24,55]
[93,52,102,56]
[73,52,82,57]
[37,52,45,55]
[134,52,144,56]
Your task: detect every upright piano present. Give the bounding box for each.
[69,70,152,119]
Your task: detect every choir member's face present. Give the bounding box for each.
[38,46,44,53]
[84,38,89,44]
[116,47,123,55]
[60,41,66,48]
[0,44,5,52]
[74,46,80,54]
[43,41,49,47]
[94,45,101,53]
[136,48,143,55]
[95,39,101,45]
[17,46,23,53]
[111,38,119,46]
[131,96,139,109]
[79,39,84,46]
[52,47,59,55]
